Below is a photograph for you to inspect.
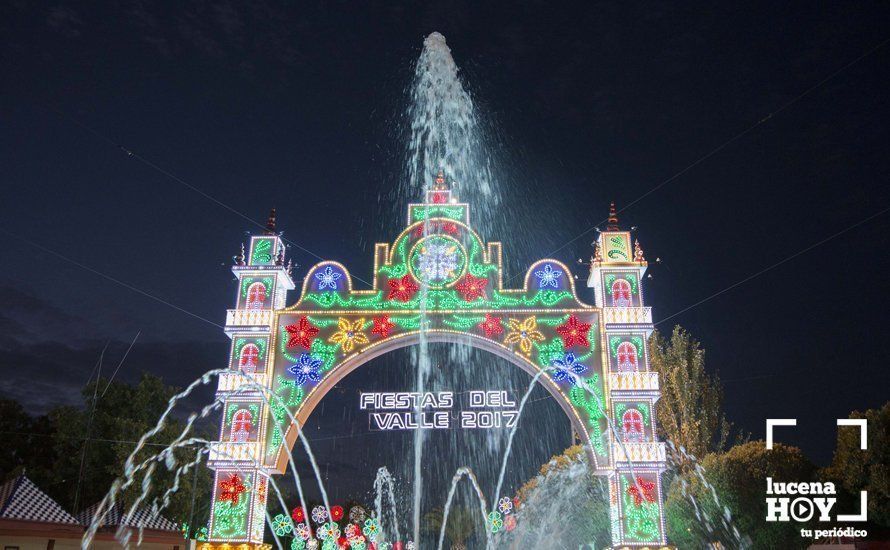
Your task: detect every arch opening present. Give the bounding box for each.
[274,331,606,475]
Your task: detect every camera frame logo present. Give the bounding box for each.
[765,418,869,540]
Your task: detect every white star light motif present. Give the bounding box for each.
[417,243,459,281]
[314,266,343,290]
[534,263,563,288]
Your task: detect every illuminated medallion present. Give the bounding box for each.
[408,235,467,288]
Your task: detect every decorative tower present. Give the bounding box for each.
[588,202,669,548]
[206,209,295,547]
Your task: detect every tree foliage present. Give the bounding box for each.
[649,326,731,469]
[507,445,611,548]
[0,374,211,529]
[0,399,55,480]
[665,441,815,549]
[822,401,890,528]
[422,506,478,550]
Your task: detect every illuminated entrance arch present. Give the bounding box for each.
[205,184,670,549]
[279,331,595,469]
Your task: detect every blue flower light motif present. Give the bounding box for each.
[550,352,587,385]
[287,353,323,386]
[314,266,343,290]
[534,263,563,289]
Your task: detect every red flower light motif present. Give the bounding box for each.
[372,315,396,338]
[456,274,488,302]
[505,515,517,532]
[627,476,657,507]
[387,275,419,302]
[412,223,429,238]
[432,192,447,204]
[556,314,592,348]
[412,221,460,238]
[286,317,319,349]
[219,474,246,506]
[330,505,344,521]
[479,313,503,338]
[291,506,305,523]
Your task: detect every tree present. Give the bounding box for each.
[422,506,478,550]
[822,401,890,528]
[41,374,211,527]
[649,326,731,470]
[505,445,611,548]
[0,399,56,483]
[664,441,816,549]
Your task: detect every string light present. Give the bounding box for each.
[479,313,503,337]
[387,275,419,302]
[533,263,563,289]
[497,496,513,515]
[285,317,319,349]
[487,511,504,533]
[371,315,396,338]
[314,266,343,290]
[621,474,660,541]
[362,518,379,542]
[272,514,294,536]
[503,316,545,355]
[329,317,370,352]
[311,506,328,524]
[208,195,669,547]
[556,314,592,348]
[550,353,588,386]
[411,235,466,286]
[455,273,488,301]
[218,474,246,506]
[286,353,323,386]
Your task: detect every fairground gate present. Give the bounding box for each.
[202,176,670,549]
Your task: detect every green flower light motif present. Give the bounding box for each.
[487,511,504,533]
[272,513,293,536]
[362,518,380,542]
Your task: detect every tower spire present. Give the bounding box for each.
[427,170,452,204]
[606,201,620,231]
[264,208,277,235]
[434,170,447,190]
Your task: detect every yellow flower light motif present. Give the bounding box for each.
[330,317,369,352]
[504,316,545,355]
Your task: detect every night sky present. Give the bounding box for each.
[2,0,889,503]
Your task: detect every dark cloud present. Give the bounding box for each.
[46,5,83,38]
[0,283,98,348]
[0,284,223,413]
[124,0,171,56]
[213,2,243,37]
[0,338,225,414]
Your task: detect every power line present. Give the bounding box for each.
[101,331,141,398]
[656,203,890,326]
[43,106,373,287]
[74,346,104,513]
[527,36,890,269]
[0,430,203,449]
[0,227,223,330]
